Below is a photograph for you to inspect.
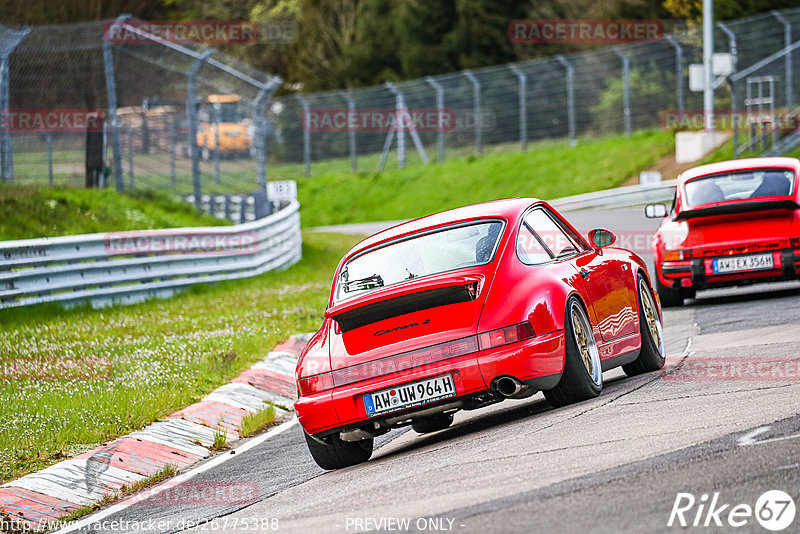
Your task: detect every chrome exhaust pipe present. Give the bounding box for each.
[339,428,374,442]
[495,376,533,399]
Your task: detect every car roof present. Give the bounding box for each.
[345,197,539,258]
[677,157,800,185]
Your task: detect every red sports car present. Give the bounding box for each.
[648,157,800,307]
[296,198,665,469]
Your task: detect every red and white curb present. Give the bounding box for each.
[0,334,309,531]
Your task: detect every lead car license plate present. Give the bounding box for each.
[713,253,774,274]
[363,374,456,417]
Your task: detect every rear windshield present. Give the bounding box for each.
[684,169,795,207]
[334,220,504,303]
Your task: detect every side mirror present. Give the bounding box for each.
[645,203,668,218]
[588,228,616,249]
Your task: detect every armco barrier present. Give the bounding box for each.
[550,180,677,211]
[0,201,301,309]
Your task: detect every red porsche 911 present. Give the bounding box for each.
[647,157,800,307]
[295,198,665,469]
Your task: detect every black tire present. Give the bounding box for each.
[655,267,683,308]
[543,297,603,408]
[303,430,373,470]
[623,275,667,376]
[411,413,454,434]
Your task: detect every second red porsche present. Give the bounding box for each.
[648,157,800,307]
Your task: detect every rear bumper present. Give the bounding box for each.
[295,330,565,436]
[659,250,800,291]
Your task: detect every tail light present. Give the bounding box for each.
[791,238,800,248]
[298,372,333,396]
[664,249,691,261]
[332,336,479,387]
[478,322,536,350]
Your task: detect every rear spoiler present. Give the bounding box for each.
[675,199,799,220]
[326,275,483,333]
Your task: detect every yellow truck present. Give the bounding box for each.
[197,94,252,159]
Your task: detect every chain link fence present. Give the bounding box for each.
[2,9,800,201]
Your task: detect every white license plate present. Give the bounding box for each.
[363,374,456,417]
[713,253,774,274]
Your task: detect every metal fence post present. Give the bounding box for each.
[102,15,128,192]
[508,65,527,151]
[613,48,632,137]
[340,91,357,172]
[463,70,482,154]
[297,96,310,177]
[253,78,280,195]
[127,124,134,188]
[169,117,176,187]
[728,76,739,158]
[386,83,405,168]
[717,22,738,77]
[385,82,428,168]
[425,76,446,162]
[47,133,53,185]
[555,56,576,146]
[213,105,220,184]
[187,49,214,210]
[0,54,9,182]
[0,26,29,183]
[772,11,793,110]
[665,37,684,113]
[253,91,269,194]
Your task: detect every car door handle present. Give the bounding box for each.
[580,269,590,279]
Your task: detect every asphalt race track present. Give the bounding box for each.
[71,208,800,534]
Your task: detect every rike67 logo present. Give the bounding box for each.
[669,490,796,531]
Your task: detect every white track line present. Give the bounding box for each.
[52,417,299,534]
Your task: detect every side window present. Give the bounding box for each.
[523,209,580,260]
[516,224,552,264]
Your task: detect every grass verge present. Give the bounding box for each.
[296,130,675,226]
[7,130,675,236]
[240,404,277,438]
[0,231,361,484]
[0,185,226,241]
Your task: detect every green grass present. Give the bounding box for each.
[0,231,361,484]
[0,127,680,485]
[295,130,675,227]
[0,186,227,241]
[240,404,277,438]
[211,427,229,451]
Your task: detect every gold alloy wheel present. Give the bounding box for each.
[571,301,602,385]
[639,283,665,357]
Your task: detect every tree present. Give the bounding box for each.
[663,0,800,21]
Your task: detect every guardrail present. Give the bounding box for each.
[183,181,299,224]
[550,180,677,211]
[0,201,301,309]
